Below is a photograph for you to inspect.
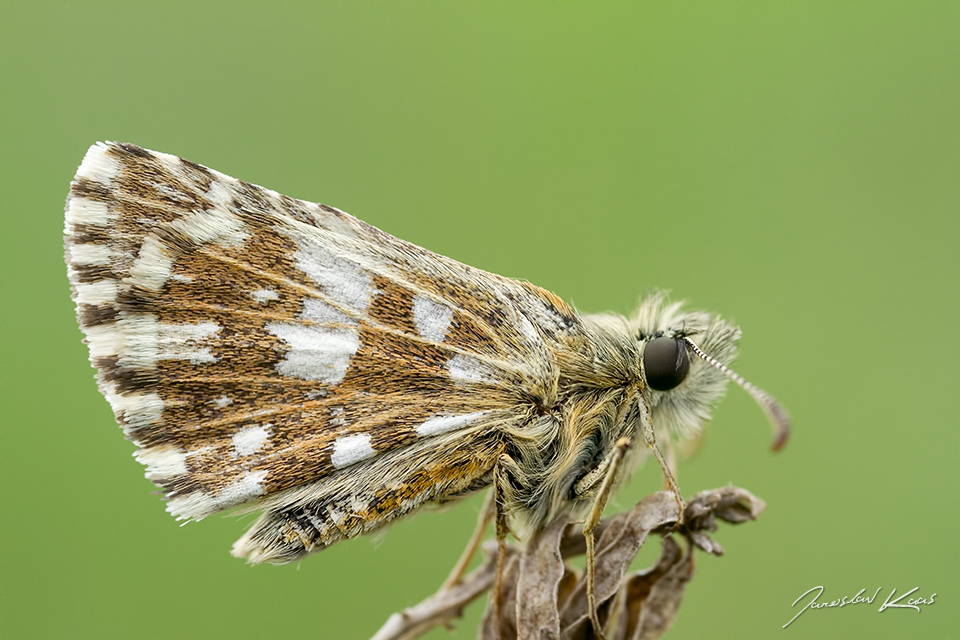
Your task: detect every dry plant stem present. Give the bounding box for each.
[442,489,495,590]
[583,437,632,640]
[370,542,503,640]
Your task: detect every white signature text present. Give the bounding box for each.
[783,586,937,628]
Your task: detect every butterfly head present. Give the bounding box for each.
[632,293,789,449]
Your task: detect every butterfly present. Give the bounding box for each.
[64,143,788,622]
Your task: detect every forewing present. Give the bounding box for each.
[65,142,582,522]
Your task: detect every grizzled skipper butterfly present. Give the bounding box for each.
[65,142,788,635]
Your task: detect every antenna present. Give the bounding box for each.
[683,337,791,451]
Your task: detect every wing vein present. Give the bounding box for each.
[178,245,527,377]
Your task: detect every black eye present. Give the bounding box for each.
[643,337,690,391]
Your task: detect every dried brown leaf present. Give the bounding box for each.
[618,537,694,640]
[556,567,579,612]
[559,492,680,639]
[515,517,569,639]
[682,487,766,531]
[371,486,766,640]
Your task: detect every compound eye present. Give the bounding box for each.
[643,337,690,391]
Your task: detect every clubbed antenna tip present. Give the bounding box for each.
[683,338,790,452]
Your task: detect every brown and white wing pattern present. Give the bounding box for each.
[65,143,583,542]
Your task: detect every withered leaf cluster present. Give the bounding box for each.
[373,487,765,640]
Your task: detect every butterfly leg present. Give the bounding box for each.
[442,488,495,590]
[636,394,685,524]
[488,454,515,638]
[578,436,632,640]
[663,439,678,490]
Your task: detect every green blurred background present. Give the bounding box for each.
[1,2,957,638]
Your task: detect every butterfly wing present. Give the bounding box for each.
[65,143,583,544]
